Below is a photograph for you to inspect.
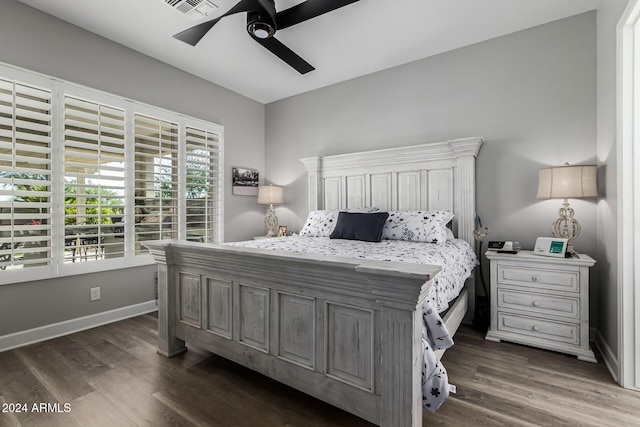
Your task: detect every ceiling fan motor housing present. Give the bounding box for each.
[247,12,276,39]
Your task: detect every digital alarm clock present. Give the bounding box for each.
[533,237,568,258]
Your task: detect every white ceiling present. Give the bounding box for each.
[18,0,598,104]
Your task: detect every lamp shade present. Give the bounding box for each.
[537,164,598,199]
[257,185,284,205]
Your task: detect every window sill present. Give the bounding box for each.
[0,255,156,286]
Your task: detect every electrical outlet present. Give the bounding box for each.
[90,287,101,301]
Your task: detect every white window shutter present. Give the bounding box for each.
[134,113,179,254]
[63,96,126,262]
[0,78,53,269]
[185,126,222,243]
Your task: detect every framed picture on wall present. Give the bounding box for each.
[232,166,259,196]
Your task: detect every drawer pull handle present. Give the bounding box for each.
[532,325,540,332]
[531,276,539,282]
[532,301,540,307]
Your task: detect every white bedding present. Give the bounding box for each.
[225,235,478,313]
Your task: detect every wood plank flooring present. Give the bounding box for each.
[0,313,638,426]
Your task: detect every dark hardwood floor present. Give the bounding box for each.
[0,313,638,427]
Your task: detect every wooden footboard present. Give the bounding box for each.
[146,240,448,427]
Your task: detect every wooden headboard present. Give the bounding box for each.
[300,137,483,323]
[300,137,483,248]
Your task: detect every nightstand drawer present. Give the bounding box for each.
[497,289,579,319]
[497,313,579,345]
[497,265,579,292]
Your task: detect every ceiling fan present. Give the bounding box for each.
[173,0,361,74]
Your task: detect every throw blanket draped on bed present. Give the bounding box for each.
[225,236,477,412]
[422,304,454,411]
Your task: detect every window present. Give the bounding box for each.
[133,116,223,250]
[185,126,222,243]
[0,79,53,270]
[0,63,223,283]
[64,96,126,262]
[134,113,179,253]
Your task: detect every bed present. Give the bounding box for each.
[145,136,483,427]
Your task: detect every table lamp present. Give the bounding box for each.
[537,163,597,254]
[257,184,284,237]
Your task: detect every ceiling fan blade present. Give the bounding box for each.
[251,36,315,74]
[173,0,264,46]
[255,0,277,25]
[173,17,224,45]
[276,0,360,30]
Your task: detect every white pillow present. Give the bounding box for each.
[344,207,379,213]
[299,210,339,237]
[381,210,454,244]
[445,227,456,241]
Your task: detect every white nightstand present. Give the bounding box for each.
[253,235,275,240]
[485,250,596,363]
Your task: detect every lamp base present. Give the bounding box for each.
[552,199,581,254]
[265,204,278,237]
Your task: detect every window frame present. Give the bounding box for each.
[0,63,224,285]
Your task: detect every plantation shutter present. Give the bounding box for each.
[63,96,126,262]
[185,126,222,243]
[0,78,52,269]
[134,113,179,254]
[0,64,225,282]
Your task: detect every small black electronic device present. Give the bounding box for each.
[487,240,522,254]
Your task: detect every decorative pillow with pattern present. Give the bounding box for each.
[299,210,339,237]
[382,210,455,244]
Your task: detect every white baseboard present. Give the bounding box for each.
[0,300,158,353]
[593,327,619,384]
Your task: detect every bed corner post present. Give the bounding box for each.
[365,271,432,427]
[379,304,423,427]
[145,241,187,358]
[300,156,321,212]
[448,137,482,246]
[449,137,483,322]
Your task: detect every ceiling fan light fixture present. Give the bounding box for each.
[247,21,275,39]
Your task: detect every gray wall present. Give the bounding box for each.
[0,266,156,336]
[0,0,265,336]
[265,13,598,315]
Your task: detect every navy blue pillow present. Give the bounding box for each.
[329,211,389,242]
